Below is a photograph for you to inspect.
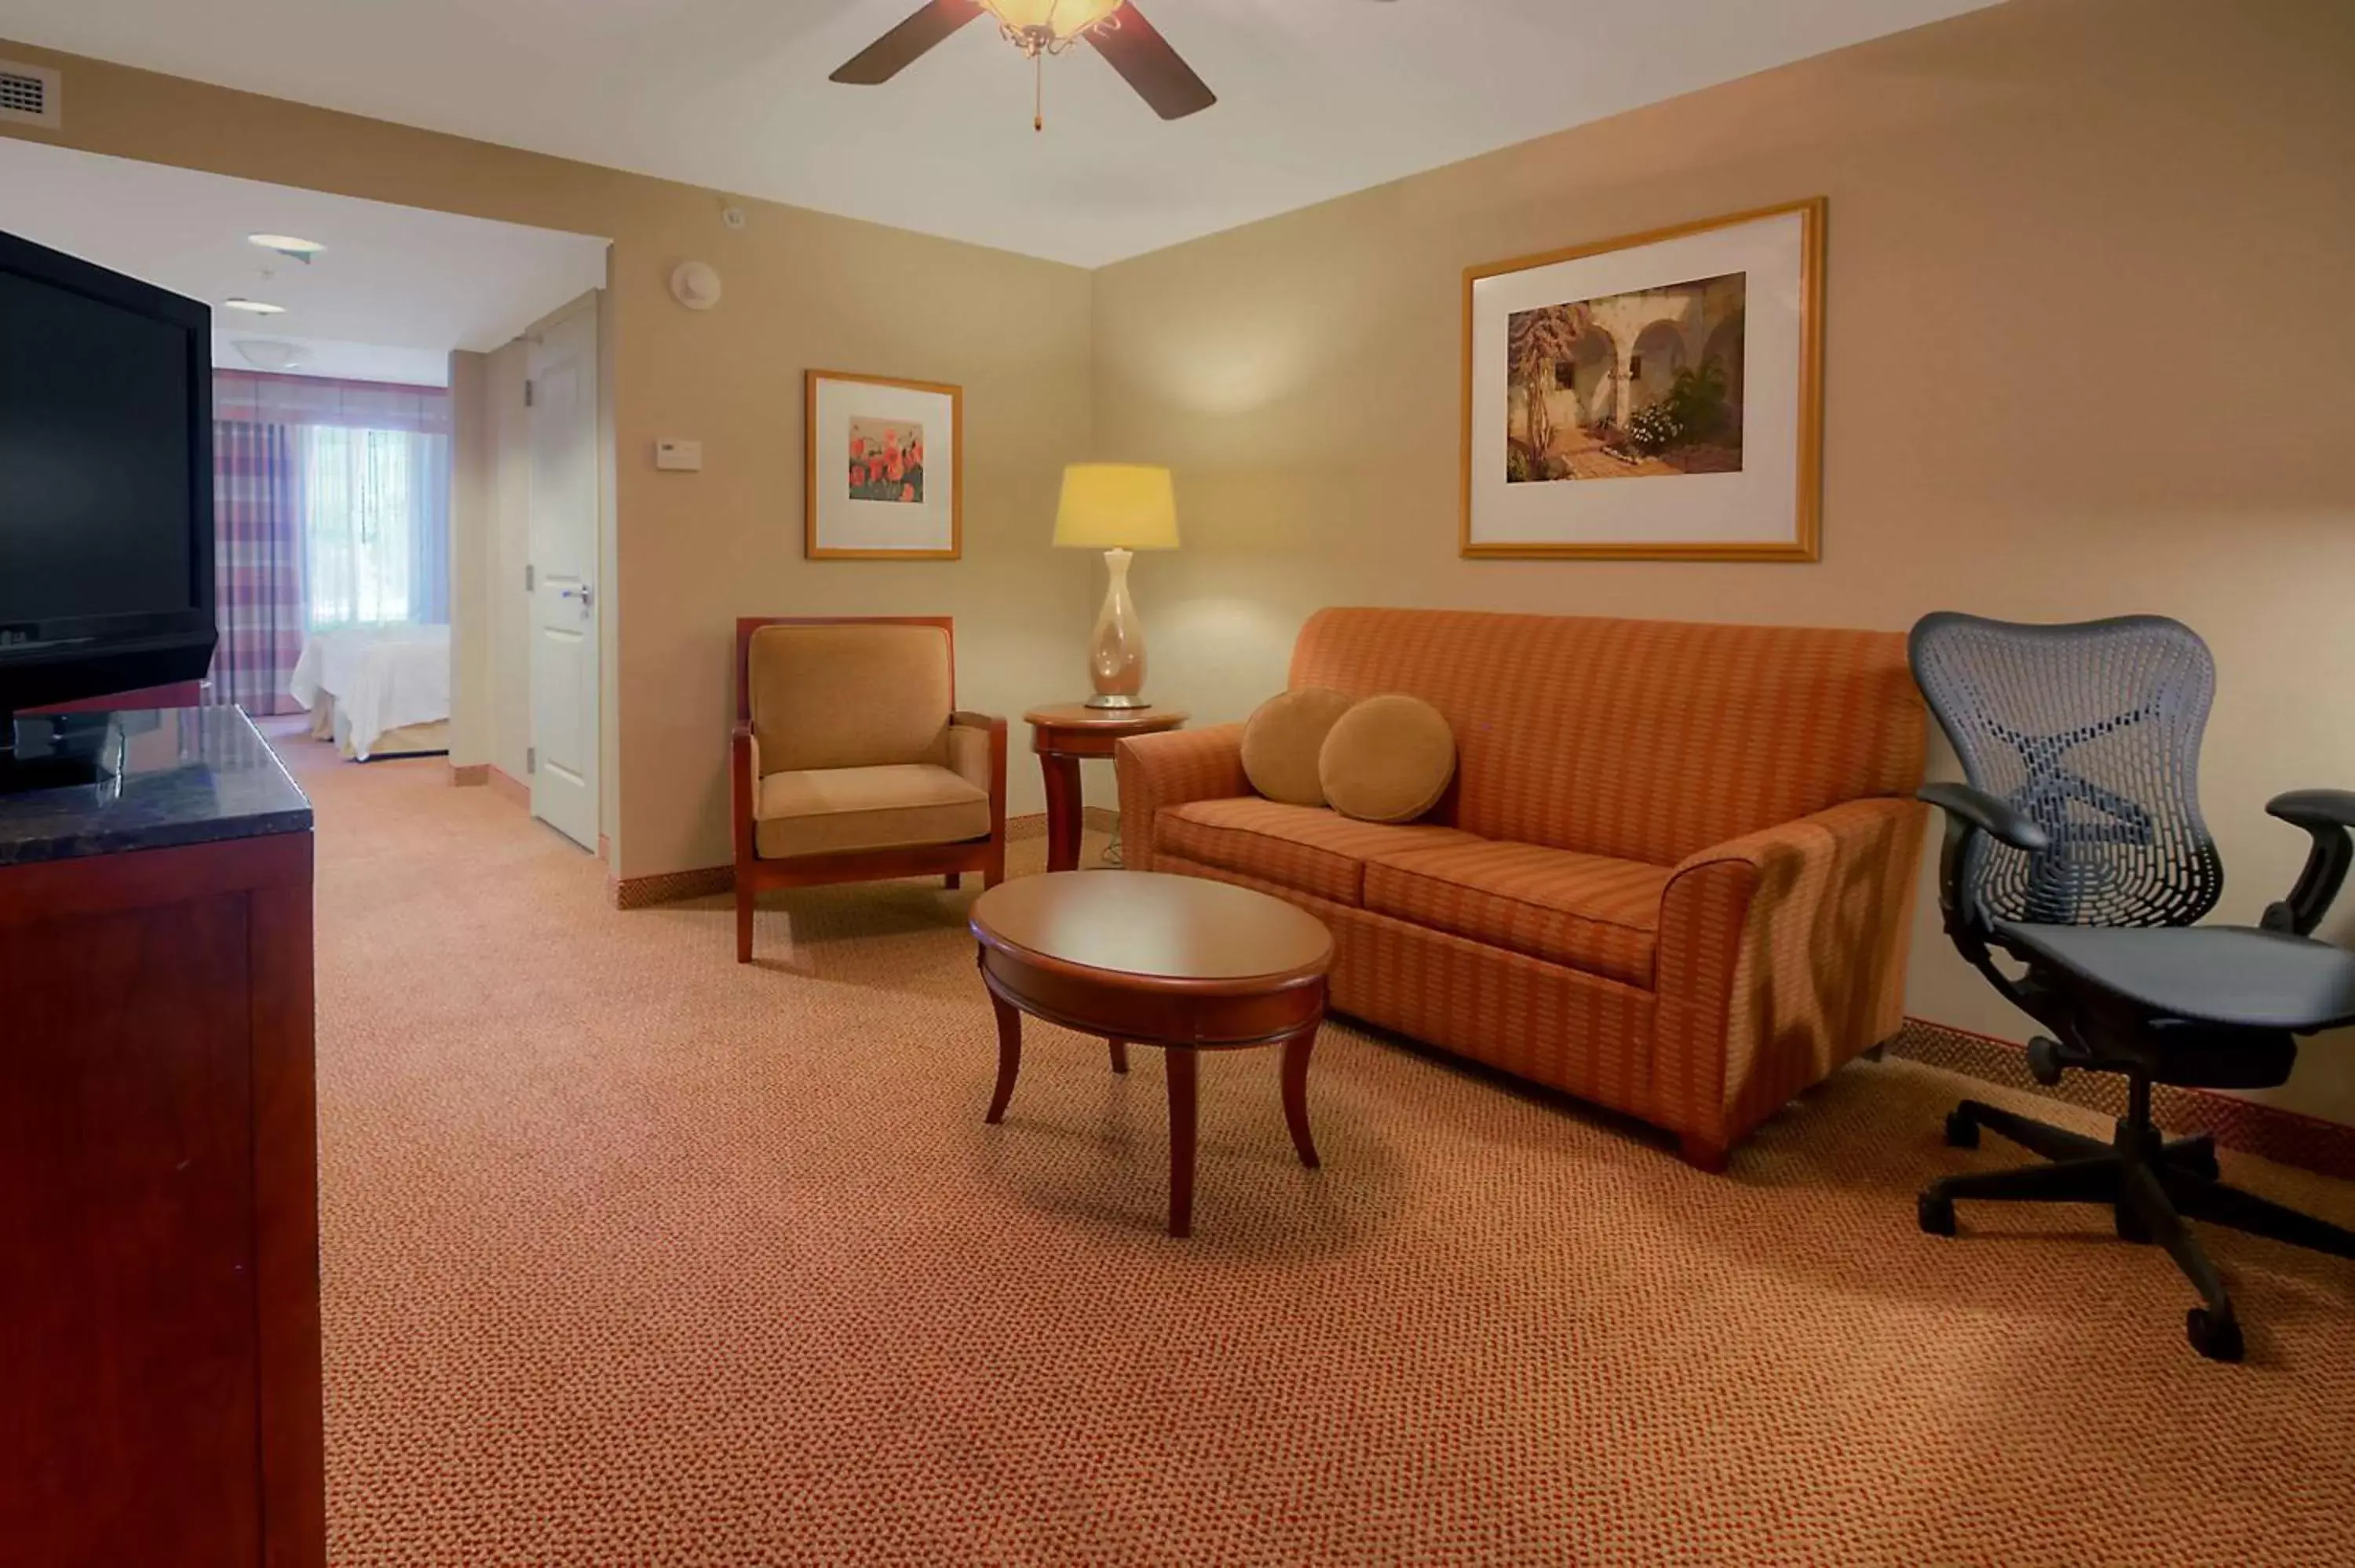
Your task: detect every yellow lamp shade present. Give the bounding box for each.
[1053,464,1180,551]
[980,0,1123,41]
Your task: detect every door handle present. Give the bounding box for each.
[560,585,595,607]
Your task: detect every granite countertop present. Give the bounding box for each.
[0,706,313,867]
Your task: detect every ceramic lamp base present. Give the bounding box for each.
[1085,547,1150,709]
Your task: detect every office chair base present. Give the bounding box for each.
[1923,1097,2355,1362]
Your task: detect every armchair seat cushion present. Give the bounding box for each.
[1362,841,1670,988]
[1157,797,1477,906]
[756,764,990,861]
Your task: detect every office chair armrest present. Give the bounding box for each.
[1918,782,2049,853]
[1917,782,2045,946]
[2263,789,2355,935]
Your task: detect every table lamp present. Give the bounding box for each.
[1054,464,1179,709]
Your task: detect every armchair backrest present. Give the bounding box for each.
[1910,611,2222,928]
[739,617,954,775]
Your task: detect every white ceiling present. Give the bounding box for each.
[0,137,609,383]
[0,0,1999,268]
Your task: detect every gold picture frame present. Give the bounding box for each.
[1459,198,1824,561]
[805,368,964,560]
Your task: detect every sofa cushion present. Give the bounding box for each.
[1362,839,1670,988]
[756,763,988,860]
[1157,797,1476,906]
[1241,687,1356,807]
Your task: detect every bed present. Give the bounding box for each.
[288,624,452,760]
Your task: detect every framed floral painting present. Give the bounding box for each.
[1460,199,1824,560]
[805,369,962,560]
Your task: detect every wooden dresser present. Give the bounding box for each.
[0,706,323,1567]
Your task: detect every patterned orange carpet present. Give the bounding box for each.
[283,731,2355,1566]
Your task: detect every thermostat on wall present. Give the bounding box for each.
[655,439,703,472]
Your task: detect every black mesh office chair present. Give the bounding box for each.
[1911,612,2355,1361]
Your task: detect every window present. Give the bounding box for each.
[301,424,447,629]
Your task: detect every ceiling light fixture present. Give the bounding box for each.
[977,0,1123,57]
[247,233,326,264]
[977,0,1124,131]
[234,338,308,372]
[221,297,287,315]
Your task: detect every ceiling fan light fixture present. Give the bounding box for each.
[978,0,1123,54]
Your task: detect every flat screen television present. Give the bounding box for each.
[0,227,216,779]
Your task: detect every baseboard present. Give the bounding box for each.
[1889,1017,2355,1183]
[448,763,490,787]
[487,767,529,808]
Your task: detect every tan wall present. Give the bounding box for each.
[445,349,492,769]
[485,340,533,785]
[1087,0,2355,1121]
[0,38,1096,877]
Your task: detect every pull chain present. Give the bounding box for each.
[1035,51,1044,132]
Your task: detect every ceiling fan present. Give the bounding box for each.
[831,0,1393,127]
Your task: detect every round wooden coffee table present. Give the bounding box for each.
[970,871,1334,1238]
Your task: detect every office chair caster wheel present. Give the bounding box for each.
[2026,1037,2066,1087]
[2186,1307,2244,1363]
[1918,1191,1956,1237]
[1943,1109,1979,1150]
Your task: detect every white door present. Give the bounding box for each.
[527,302,601,851]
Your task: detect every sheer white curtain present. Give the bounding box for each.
[299,424,450,629]
[213,371,452,640]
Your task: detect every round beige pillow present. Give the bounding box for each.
[1319,695,1457,823]
[1241,687,1357,807]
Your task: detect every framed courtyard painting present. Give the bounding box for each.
[805,369,963,560]
[1460,198,1824,560]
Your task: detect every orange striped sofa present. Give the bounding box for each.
[1115,607,1929,1169]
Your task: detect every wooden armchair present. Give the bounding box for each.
[732,616,1007,962]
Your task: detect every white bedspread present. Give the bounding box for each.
[289,625,451,760]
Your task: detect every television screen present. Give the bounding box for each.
[0,268,199,623]
[0,228,213,736]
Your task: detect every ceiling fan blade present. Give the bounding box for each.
[1089,3,1217,121]
[830,0,984,86]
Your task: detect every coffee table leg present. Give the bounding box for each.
[1165,1047,1198,1238]
[1108,1039,1129,1075]
[985,990,1023,1125]
[1282,1023,1321,1170]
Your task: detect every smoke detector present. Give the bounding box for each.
[670,261,722,312]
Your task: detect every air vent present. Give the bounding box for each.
[0,60,61,129]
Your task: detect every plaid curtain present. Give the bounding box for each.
[209,415,307,716]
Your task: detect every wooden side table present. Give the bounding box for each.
[1023,703,1188,873]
